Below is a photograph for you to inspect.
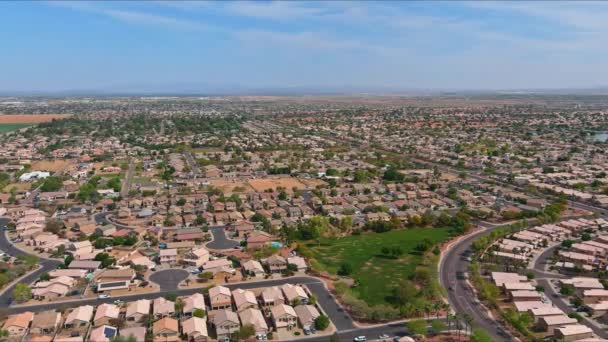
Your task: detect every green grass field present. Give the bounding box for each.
[0,123,32,133]
[304,227,451,305]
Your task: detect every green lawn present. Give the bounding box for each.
[304,227,451,305]
[0,123,32,133]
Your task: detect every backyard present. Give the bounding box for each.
[303,227,451,306]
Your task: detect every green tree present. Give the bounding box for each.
[192,309,206,318]
[314,315,330,330]
[406,319,427,335]
[12,283,32,302]
[430,319,446,334]
[236,324,255,340]
[471,328,493,342]
[40,176,63,192]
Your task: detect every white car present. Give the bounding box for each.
[98,294,110,299]
[353,336,367,342]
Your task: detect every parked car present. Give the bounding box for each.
[354,336,367,342]
[98,294,110,299]
[379,334,389,340]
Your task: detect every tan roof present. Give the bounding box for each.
[94,304,120,321]
[65,305,94,324]
[153,297,175,315]
[126,299,150,318]
[153,317,178,333]
[183,293,206,314]
[271,304,297,318]
[182,316,208,337]
[238,308,267,332]
[31,311,60,329]
[262,286,283,303]
[3,311,34,329]
[294,305,320,325]
[232,288,257,310]
[213,309,239,326]
[209,285,231,298]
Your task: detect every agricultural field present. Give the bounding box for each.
[0,123,32,133]
[0,114,72,133]
[303,227,451,306]
[0,114,71,123]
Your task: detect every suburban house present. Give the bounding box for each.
[153,297,176,319]
[261,287,285,311]
[159,249,178,265]
[212,310,240,340]
[93,304,120,326]
[238,308,268,337]
[209,286,232,310]
[271,304,298,332]
[126,299,151,322]
[294,305,320,330]
[184,247,210,267]
[264,255,287,274]
[2,311,34,336]
[95,268,136,292]
[554,324,594,342]
[30,310,61,335]
[152,317,179,342]
[232,288,258,312]
[64,305,94,330]
[182,293,206,316]
[287,256,308,272]
[181,316,208,342]
[242,260,265,278]
[281,284,309,305]
[88,325,118,342]
[120,327,147,342]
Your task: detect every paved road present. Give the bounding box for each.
[93,211,132,230]
[7,275,356,330]
[120,159,135,197]
[0,218,62,306]
[149,269,190,291]
[184,152,201,178]
[440,221,512,341]
[206,227,240,250]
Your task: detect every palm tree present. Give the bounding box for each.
[453,313,461,340]
[463,313,474,339]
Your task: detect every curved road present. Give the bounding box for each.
[440,221,511,341]
[0,218,62,306]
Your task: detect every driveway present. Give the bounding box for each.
[149,269,190,291]
[206,227,240,250]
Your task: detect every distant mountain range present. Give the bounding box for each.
[3,83,608,97]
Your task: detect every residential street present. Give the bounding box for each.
[206,226,240,250]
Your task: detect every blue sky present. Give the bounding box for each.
[1,1,608,93]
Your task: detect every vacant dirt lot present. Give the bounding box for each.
[32,160,75,173]
[209,179,254,193]
[248,177,306,192]
[0,114,72,123]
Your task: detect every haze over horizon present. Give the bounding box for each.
[2,1,608,93]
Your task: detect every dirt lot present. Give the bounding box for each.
[248,177,307,192]
[209,179,254,193]
[32,160,76,173]
[0,114,72,123]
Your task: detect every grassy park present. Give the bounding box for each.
[303,227,451,306]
